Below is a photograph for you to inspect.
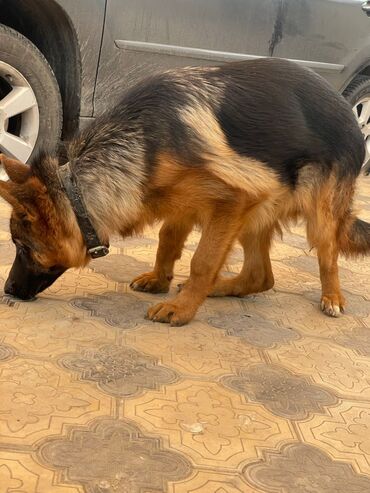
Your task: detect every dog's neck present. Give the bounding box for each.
[58,162,110,258]
[64,155,147,244]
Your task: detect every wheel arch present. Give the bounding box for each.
[0,0,81,138]
[359,66,370,78]
[341,60,370,95]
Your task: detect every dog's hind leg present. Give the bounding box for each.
[130,218,193,293]
[306,180,346,317]
[210,225,275,297]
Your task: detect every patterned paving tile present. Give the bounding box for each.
[267,338,370,400]
[90,253,151,284]
[124,380,295,469]
[72,291,152,329]
[0,452,81,493]
[0,358,113,445]
[0,303,116,357]
[0,177,369,491]
[298,401,370,475]
[38,418,192,493]
[171,471,258,493]
[206,311,300,348]
[244,442,370,493]
[237,289,360,339]
[45,269,118,300]
[125,322,263,377]
[0,341,17,362]
[335,325,370,356]
[222,364,338,420]
[59,344,179,397]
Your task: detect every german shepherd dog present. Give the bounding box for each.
[0,58,369,325]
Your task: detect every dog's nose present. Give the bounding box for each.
[3,280,36,301]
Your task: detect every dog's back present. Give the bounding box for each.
[73,58,364,187]
[212,59,365,183]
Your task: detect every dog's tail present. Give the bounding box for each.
[339,215,370,257]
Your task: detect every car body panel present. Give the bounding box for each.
[91,0,370,114]
[271,0,370,92]
[54,0,106,117]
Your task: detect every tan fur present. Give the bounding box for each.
[180,104,282,197]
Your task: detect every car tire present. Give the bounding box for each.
[0,24,62,168]
[343,75,370,173]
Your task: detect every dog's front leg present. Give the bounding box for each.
[146,211,242,326]
[130,218,194,293]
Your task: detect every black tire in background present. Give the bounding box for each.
[343,75,370,174]
[0,23,62,163]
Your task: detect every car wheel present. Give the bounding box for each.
[0,24,62,180]
[343,75,370,173]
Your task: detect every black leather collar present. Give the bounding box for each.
[57,162,109,259]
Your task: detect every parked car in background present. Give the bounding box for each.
[0,0,370,174]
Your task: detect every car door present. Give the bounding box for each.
[94,0,370,115]
[93,0,277,114]
[271,0,370,92]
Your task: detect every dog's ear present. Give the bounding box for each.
[0,179,40,224]
[0,180,24,210]
[0,154,31,184]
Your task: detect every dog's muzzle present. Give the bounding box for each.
[4,247,66,300]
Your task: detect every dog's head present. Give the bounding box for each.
[0,154,87,300]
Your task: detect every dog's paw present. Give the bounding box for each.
[130,272,170,293]
[320,295,345,318]
[146,302,195,326]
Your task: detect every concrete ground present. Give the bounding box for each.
[0,177,370,493]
